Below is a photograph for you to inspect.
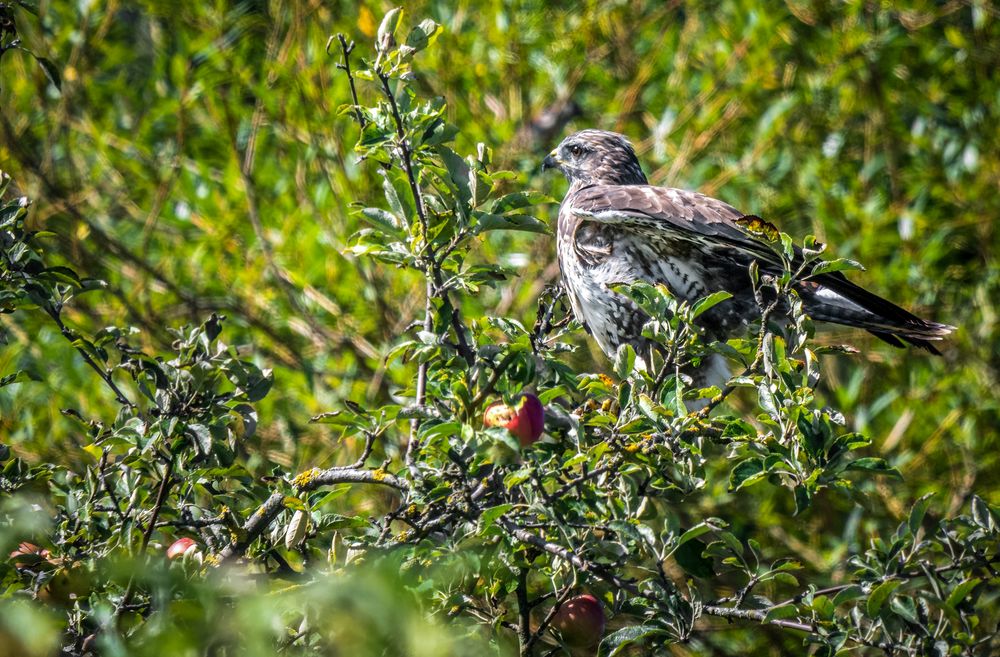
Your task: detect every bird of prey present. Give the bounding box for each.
[542,129,954,381]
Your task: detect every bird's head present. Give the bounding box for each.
[542,129,648,187]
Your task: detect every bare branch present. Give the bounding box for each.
[331,34,367,129]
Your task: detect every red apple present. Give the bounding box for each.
[8,542,51,568]
[166,537,199,560]
[484,394,545,447]
[551,594,606,649]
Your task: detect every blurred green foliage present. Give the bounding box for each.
[1,1,998,655]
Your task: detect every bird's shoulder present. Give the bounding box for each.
[564,184,743,225]
[560,184,754,249]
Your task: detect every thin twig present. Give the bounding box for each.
[116,456,175,617]
[524,585,574,655]
[530,285,564,352]
[41,303,137,410]
[97,449,128,524]
[330,34,367,129]
[765,553,1000,611]
[470,351,518,408]
[376,70,429,240]
[406,278,434,477]
[515,568,532,656]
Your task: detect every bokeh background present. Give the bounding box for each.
[1,2,997,650]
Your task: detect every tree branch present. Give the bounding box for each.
[216,466,409,563]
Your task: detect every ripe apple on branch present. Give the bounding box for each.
[550,594,607,651]
[483,393,545,447]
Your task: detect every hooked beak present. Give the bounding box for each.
[541,151,560,172]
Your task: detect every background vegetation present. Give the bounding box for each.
[1,1,998,655]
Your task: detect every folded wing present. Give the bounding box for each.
[567,184,955,353]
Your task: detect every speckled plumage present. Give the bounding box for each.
[542,130,954,380]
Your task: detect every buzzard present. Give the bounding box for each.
[542,129,954,380]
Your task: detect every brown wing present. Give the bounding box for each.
[563,184,779,263]
[563,184,954,352]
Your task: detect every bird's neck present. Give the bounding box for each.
[566,180,593,196]
[566,173,647,194]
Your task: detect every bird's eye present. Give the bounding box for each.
[568,144,583,157]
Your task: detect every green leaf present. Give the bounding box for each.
[376,7,403,50]
[674,522,716,549]
[810,258,865,277]
[359,121,392,147]
[503,468,532,489]
[811,595,835,620]
[802,234,827,258]
[763,604,799,623]
[970,495,995,530]
[382,169,416,225]
[359,207,404,238]
[80,443,103,461]
[309,485,352,509]
[845,458,901,478]
[757,381,779,418]
[474,211,549,234]
[779,232,794,261]
[908,493,934,536]
[25,50,62,91]
[405,18,441,52]
[866,579,902,616]
[0,370,33,387]
[435,146,472,205]
[832,585,865,606]
[41,265,82,287]
[478,504,513,534]
[729,458,765,491]
[600,625,669,656]
[719,531,744,556]
[324,514,369,529]
[772,571,799,586]
[691,291,733,318]
[421,120,458,146]
[614,343,636,379]
[187,424,212,456]
[890,596,919,624]
[748,259,760,286]
[793,486,812,515]
[945,578,981,609]
[489,191,552,214]
[722,418,756,439]
[243,368,273,402]
[674,538,714,578]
